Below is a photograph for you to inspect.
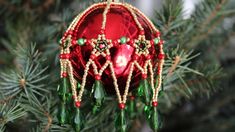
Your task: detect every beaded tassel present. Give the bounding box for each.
[57,77,70,124]
[115,104,126,132]
[92,80,106,114]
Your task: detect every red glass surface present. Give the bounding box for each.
[69,4,156,94]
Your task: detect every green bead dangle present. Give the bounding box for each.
[58,102,67,124]
[57,75,70,124]
[115,103,127,132]
[147,102,162,132]
[92,79,106,114]
[143,79,151,105]
[127,96,136,119]
[137,80,144,97]
[73,108,83,132]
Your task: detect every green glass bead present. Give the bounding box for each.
[58,102,68,124]
[144,105,151,120]
[77,38,85,46]
[92,105,100,114]
[77,82,81,90]
[120,37,127,44]
[74,108,83,132]
[58,78,70,101]
[154,38,159,45]
[143,79,151,105]
[93,80,105,106]
[137,80,144,97]
[115,109,126,132]
[149,107,159,131]
[127,100,136,118]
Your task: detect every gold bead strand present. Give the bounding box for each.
[123,62,135,103]
[153,44,165,102]
[77,59,92,101]
[101,1,112,31]
[148,61,155,94]
[67,61,78,101]
[124,3,144,31]
[109,62,122,103]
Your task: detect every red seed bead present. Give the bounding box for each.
[157,68,161,75]
[156,32,161,37]
[95,75,101,80]
[62,72,67,77]
[152,101,158,107]
[113,40,118,46]
[150,40,154,45]
[146,55,151,60]
[72,95,76,99]
[60,54,70,59]
[90,54,96,60]
[158,54,165,60]
[119,103,125,109]
[86,39,92,45]
[129,39,134,46]
[106,55,111,60]
[72,39,77,45]
[75,101,81,108]
[140,30,145,35]
[142,73,147,79]
[101,29,105,34]
[159,40,164,45]
[130,96,135,100]
[68,30,73,35]
[133,54,139,60]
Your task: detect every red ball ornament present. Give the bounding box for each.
[68,3,158,94]
[59,2,165,131]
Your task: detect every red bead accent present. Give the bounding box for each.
[68,30,73,35]
[119,103,125,109]
[62,72,67,77]
[106,55,111,60]
[72,95,75,99]
[142,74,147,79]
[101,29,105,34]
[75,101,81,108]
[150,40,154,45]
[133,54,139,60]
[60,54,70,59]
[156,32,161,37]
[90,54,96,60]
[130,96,135,100]
[152,101,158,107]
[146,55,151,60]
[159,40,164,45]
[140,30,145,35]
[157,68,161,75]
[86,39,92,45]
[129,39,134,46]
[158,54,165,60]
[95,75,101,80]
[113,40,118,46]
[72,39,77,45]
